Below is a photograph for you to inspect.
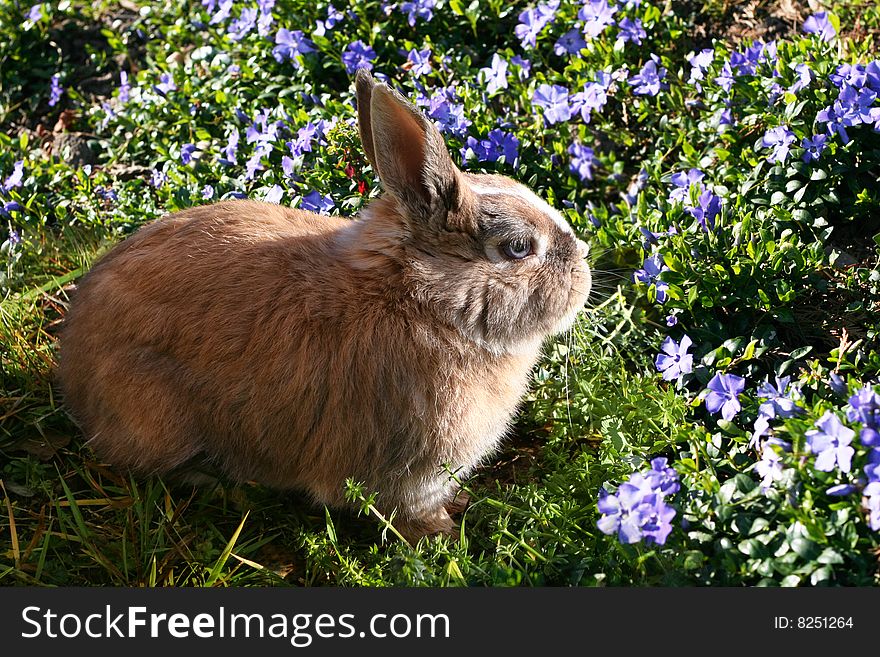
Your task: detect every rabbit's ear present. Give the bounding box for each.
[355,69,378,173]
[368,81,460,216]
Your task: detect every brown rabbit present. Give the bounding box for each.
[57,70,592,541]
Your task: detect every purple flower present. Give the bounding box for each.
[0,201,22,219]
[861,427,880,447]
[729,49,756,77]
[806,411,855,473]
[227,7,257,41]
[568,142,594,182]
[514,1,558,49]
[28,4,42,21]
[579,0,616,39]
[866,482,880,531]
[7,228,22,245]
[866,453,880,482]
[826,484,857,496]
[554,29,586,56]
[118,70,130,104]
[483,129,519,164]
[425,93,471,138]
[817,101,856,144]
[762,125,796,163]
[220,129,239,166]
[532,84,571,124]
[263,184,284,204]
[150,169,167,188]
[668,168,704,204]
[154,72,176,96]
[597,487,642,544]
[597,463,679,546]
[714,62,735,93]
[750,415,772,450]
[688,49,714,90]
[757,376,803,419]
[788,63,812,94]
[399,0,436,27]
[246,109,281,145]
[209,0,233,25]
[628,55,666,96]
[2,160,24,192]
[617,17,645,46]
[633,254,669,303]
[637,494,677,545]
[272,28,315,64]
[569,81,608,123]
[257,0,275,36]
[342,40,376,74]
[244,148,268,180]
[848,85,880,124]
[755,445,785,492]
[847,385,880,428]
[829,372,848,396]
[201,184,214,199]
[479,54,508,95]
[281,156,296,177]
[406,48,432,77]
[646,458,680,496]
[704,373,746,421]
[315,4,344,35]
[865,61,880,92]
[464,129,519,165]
[288,121,323,159]
[180,143,197,165]
[803,12,836,41]
[665,315,678,327]
[655,334,694,382]
[301,190,334,214]
[48,73,63,106]
[511,55,531,80]
[830,64,867,90]
[686,188,722,232]
[801,134,827,163]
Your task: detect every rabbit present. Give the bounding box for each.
[56,69,592,542]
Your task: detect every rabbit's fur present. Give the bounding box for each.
[57,71,591,541]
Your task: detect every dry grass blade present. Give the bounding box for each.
[1,480,21,570]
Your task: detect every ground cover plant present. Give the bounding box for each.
[1,0,879,586]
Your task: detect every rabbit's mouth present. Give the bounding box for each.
[553,266,592,335]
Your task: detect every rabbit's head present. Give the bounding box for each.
[350,70,591,355]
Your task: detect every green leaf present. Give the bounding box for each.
[742,339,759,360]
[780,575,801,587]
[205,512,249,587]
[790,537,817,559]
[682,551,705,570]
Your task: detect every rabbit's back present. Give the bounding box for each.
[58,200,359,482]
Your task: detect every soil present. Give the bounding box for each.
[682,0,880,49]
[3,4,145,138]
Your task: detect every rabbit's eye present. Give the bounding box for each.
[502,238,533,260]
